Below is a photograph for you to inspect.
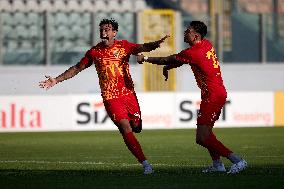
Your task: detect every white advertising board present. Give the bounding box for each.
[174,92,274,128]
[0,95,73,132]
[0,92,274,132]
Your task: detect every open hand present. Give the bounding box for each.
[39,75,57,90]
[157,35,170,46]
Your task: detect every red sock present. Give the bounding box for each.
[203,133,232,158]
[122,132,146,163]
[208,148,220,161]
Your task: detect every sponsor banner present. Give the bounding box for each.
[0,95,73,132]
[72,93,175,130]
[137,93,174,129]
[72,94,115,131]
[175,92,274,128]
[0,92,275,132]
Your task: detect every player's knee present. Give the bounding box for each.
[196,136,205,146]
[118,119,132,134]
[130,120,142,133]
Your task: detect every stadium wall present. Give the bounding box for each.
[0,64,284,95]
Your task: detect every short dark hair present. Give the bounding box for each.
[190,21,207,38]
[99,18,119,31]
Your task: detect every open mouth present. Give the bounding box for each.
[101,36,109,40]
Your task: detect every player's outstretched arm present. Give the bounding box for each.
[137,54,183,65]
[132,35,170,54]
[39,61,92,90]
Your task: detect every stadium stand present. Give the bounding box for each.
[0,0,283,64]
[0,0,144,65]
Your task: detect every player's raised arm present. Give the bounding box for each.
[39,58,93,90]
[132,35,170,54]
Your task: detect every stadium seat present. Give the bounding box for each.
[134,0,147,11]
[95,0,107,11]
[14,12,27,26]
[4,25,17,40]
[79,13,91,26]
[121,0,133,12]
[69,12,81,26]
[39,0,53,12]
[6,41,18,51]
[26,12,40,26]
[16,25,29,39]
[53,0,66,12]
[55,12,69,26]
[108,0,123,12]
[29,25,40,39]
[26,0,40,12]
[21,40,33,49]
[67,0,81,12]
[0,0,12,11]
[56,25,69,40]
[81,0,95,12]
[1,12,15,26]
[110,12,122,22]
[11,0,27,12]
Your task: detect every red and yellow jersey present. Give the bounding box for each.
[176,39,227,101]
[80,40,139,100]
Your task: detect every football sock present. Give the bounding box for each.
[213,159,223,167]
[208,148,220,161]
[203,133,232,158]
[122,132,146,163]
[227,153,242,164]
[142,160,151,167]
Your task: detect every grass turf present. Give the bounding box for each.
[0,127,284,189]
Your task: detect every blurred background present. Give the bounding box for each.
[0,0,283,94]
[0,0,283,131]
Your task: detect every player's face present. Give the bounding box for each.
[184,27,199,46]
[100,24,117,44]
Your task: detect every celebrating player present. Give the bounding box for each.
[39,18,169,174]
[137,21,247,174]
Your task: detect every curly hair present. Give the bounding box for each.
[99,18,119,31]
[190,21,207,39]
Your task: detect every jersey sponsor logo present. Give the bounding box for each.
[113,49,120,58]
[133,112,141,119]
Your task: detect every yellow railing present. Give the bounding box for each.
[140,9,176,91]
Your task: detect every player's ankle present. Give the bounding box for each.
[142,160,150,167]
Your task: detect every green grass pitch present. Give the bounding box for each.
[0,127,284,189]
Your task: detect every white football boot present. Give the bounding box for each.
[227,159,247,174]
[143,164,154,175]
[202,163,226,173]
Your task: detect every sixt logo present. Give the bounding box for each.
[76,101,110,125]
[0,103,41,128]
[179,100,231,122]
